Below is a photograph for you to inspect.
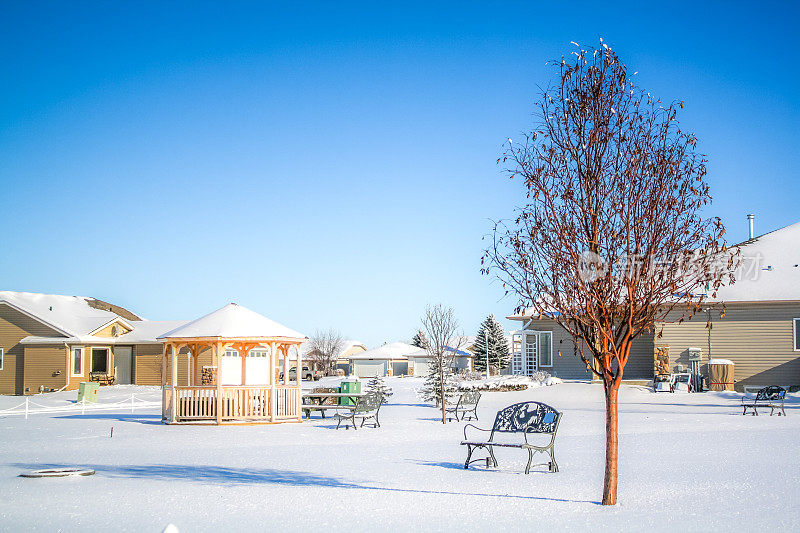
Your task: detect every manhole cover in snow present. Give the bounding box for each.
[19,468,95,478]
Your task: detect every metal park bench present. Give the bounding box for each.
[461,401,562,474]
[334,392,382,430]
[445,391,481,422]
[89,372,115,386]
[741,386,787,416]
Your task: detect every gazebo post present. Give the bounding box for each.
[283,345,289,386]
[161,343,168,421]
[270,341,277,423]
[170,344,178,423]
[241,345,247,386]
[215,341,223,425]
[295,342,303,421]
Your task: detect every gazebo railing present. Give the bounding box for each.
[172,385,299,422]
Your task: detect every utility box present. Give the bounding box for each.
[77,382,100,403]
[338,379,361,406]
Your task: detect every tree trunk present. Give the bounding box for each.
[602,380,619,505]
[440,368,446,424]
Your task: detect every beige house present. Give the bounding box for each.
[508,220,800,391]
[301,339,367,373]
[407,338,475,376]
[0,291,186,395]
[347,342,424,377]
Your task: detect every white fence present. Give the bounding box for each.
[0,393,161,420]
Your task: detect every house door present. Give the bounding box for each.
[115,346,133,384]
[521,332,553,376]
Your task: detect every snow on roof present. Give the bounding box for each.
[301,339,366,358]
[123,320,190,343]
[19,320,190,345]
[709,220,800,302]
[0,291,126,336]
[158,303,306,340]
[348,342,426,360]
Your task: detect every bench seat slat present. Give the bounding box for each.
[461,441,526,448]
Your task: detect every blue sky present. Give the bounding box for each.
[1,1,798,346]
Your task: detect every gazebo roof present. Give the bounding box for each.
[158,303,306,340]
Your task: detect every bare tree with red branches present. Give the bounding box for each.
[483,39,736,505]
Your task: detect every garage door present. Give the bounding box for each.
[245,349,269,385]
[221,350,242,385]
[353,360,386,378]
[413,358,430,376]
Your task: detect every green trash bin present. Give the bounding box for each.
[339,379,361,406]
[77,382,100,404]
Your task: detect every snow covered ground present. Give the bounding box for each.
[0,379,798,532]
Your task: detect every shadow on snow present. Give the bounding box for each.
[11,462,599,504]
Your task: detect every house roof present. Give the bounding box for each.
[709,220,800,302]
[0,291,129,336]
[301,339,366,358]
[348,341,426,360]
[158,303,306,340]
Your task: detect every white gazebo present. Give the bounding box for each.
[157,303,307,425]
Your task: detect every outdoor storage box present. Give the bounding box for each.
[77,382,100,403]
[339,379,361,406]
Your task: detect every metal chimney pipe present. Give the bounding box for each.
[747,214,755,239]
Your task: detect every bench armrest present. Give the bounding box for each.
[463,423,490,441]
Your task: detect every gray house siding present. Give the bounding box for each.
[659,302,800,391]
[518,301,800,390]
[521,319,654,380]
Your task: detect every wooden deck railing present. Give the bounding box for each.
[171,385,300,422]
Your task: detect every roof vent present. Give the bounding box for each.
[747,214,755,240]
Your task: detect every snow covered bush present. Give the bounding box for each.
[456,371,562,392]
[366,375,393,404]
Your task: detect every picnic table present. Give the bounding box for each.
[301,391,365,419]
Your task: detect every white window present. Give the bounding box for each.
[71,347,84,376]
[0,347,4,370]
[538,332,553,367]
[794,319,800,351]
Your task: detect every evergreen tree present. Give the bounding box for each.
[366,375,393,404]
[411,330,429,349]
[420,356,457,406]
[473,314,511,372]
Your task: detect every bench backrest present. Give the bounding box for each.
[355,392,382,413]
[756,386,786,401]
[459,391,481,408]
[489,401,560,441]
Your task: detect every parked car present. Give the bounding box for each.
[280,366,322,381]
